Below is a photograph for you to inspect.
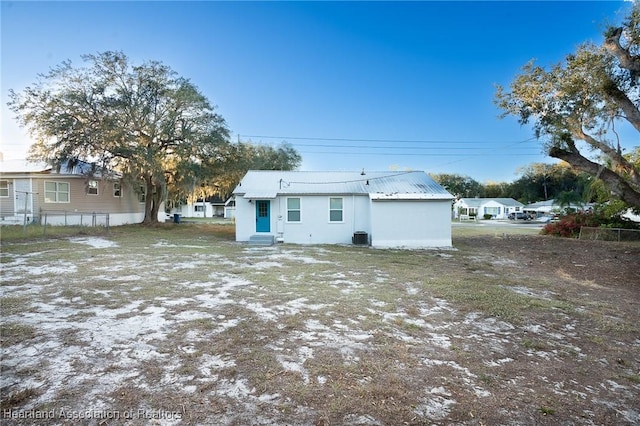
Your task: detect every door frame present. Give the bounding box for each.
[255,200,271,232]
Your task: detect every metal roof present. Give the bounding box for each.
[0,159,115,177]
[457,197,524,207]
[234,171,454,200]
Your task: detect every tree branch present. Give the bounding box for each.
[601,78,640,132]
[604,26,640,78]
[549,146,640,207]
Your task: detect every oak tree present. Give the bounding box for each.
[8,51,230,223]
[495,4,640,209]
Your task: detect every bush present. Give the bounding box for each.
[541,209,640,238]
[483,214,493,220]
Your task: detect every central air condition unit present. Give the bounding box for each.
[352,231,369,245]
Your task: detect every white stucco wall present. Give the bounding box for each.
[370,200,452,248]
[277,195,371,245]
[235,195,372,244]
[236,194,452,248]
[235,197,258,241]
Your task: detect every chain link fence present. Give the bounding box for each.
[578,226,640,242]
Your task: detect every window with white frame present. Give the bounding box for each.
[194,205,205,212]
[113,182,122,197]
[329,197,343,222]
[138,185,146,203]
[87,180,98,195]
[287,197,301,222]
[0,180,8,197]
[484,206,500,216]
[45,181,70,203]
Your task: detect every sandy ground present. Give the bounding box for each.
[1,233,639,425]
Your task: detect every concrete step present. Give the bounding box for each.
[248,234,275,246]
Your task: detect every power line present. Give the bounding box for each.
[239,134,538,145]
[285,171,414,186]
[266,143,536,151]
[296,150,541,157]
[237,133,544,162]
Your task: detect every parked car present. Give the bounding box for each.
[535,215,553,223]
[508,212,530,220]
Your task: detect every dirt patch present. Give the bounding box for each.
[0,230,639,425]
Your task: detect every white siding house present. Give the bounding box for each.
[453,198,524,220]
[232,171,454,249]
[0,159,156,226]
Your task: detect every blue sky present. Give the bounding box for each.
[1,1,635,183]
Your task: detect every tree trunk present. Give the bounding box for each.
[549,147,640,208]
[142,176,157,224]
[150,188,163,223]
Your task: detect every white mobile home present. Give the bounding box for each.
[232,170,454,249]
[0,159,158,226]
[174,195,226,218]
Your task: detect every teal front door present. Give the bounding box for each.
[255,200,270,232]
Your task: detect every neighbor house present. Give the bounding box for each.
[232,170,454,248]
[523,199,594,216]
[172,195,227,218]
[454,198,524,220]
[224,197,236,219]
[0,159,154,226]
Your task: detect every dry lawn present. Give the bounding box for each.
[1,222,639,425]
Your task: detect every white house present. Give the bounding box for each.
[224,197,236,219]
[232,170,454,249]
[524,199,595,216]
[454,198,524,220]
[174,195,226,218]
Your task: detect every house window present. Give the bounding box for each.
[45,181,70,203]
[0,180,8,197]
[195,205,205,212]
[138,185,146,203]
[329,197,343,222]
[287,197,301,222]
[484,207,500,216]
[113,182,121,197]
[87,180,98,195]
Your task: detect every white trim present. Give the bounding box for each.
[87,179,99,195]
[286,197,301,223]
[243,192,278,199]
[113,182,122,197]
[0,180,9,197]
[328,197,344,223]
[44,180,70,203]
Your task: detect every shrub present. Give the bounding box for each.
[541,209,640,238]
[542,215,583,238]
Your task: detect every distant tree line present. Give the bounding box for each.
[166,140,301,210]
[431,160,634,207]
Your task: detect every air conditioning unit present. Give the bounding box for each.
[352,231,369,245]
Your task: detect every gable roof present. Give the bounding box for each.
[0,159,116,178]
[0,159,52,174]
[456,197,524,208]
[234,171,454,200]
